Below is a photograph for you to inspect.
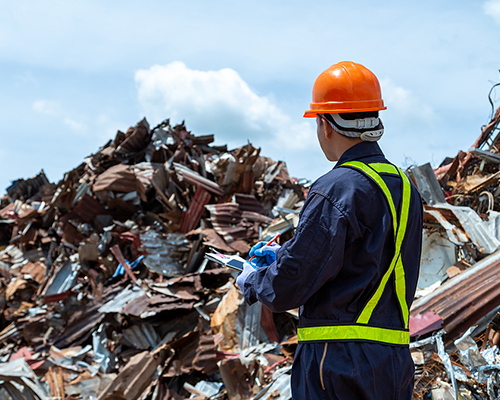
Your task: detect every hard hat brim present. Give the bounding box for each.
[303,100,387,118]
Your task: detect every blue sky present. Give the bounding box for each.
[2,0,500,192]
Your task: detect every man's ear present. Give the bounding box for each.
[323,118,334,139]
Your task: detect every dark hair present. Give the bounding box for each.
[338,111,379,120]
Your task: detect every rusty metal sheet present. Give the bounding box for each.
[97,350,163,400]
[20,261,46,284]
[93,164,146,201]
[234,193,266,215]
[206,203,265,242]
[69,193,107,223]
[115,118,151,156]
[211,284,243,351]
[6,170,50,202]
[164,331,220,377]
[180,187,211,233]
[149,283,200,301]
[200,228,235,253]
[173,163,225,196]
[122,294,195,318]
[411,249,500,341]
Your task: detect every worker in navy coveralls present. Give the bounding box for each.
[237,61,423,399]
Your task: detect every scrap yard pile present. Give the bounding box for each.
[408,98,500,399]
[8,104,500,400]
[0,118,304,399]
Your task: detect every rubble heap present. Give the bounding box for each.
[408,92,500,399]
[0,118,306,399]
[10,96,500,399]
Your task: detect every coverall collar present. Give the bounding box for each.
[334,141,385,168]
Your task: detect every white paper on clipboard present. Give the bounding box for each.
[205,252,246,272]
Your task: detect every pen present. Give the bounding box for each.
[249,233,281,261]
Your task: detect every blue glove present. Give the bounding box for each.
[249,242,281,268]
[236,261,258,291]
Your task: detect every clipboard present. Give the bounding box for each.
[205,252,246,272]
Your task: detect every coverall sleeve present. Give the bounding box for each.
[242,192,349,312]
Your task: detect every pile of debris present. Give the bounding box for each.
[408,93,500,398]
[9,101,500,399]
[0,118,306,399]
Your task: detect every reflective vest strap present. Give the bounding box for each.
[341,162,411,327]
[368,162,399,175]
[356,254,398,324]
[297,325,410,346]
[341,161,398,237]
[393,169,412,329]
[394,257,409,329]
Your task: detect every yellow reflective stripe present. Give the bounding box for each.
[297,325,409,345]
[395,170,411,250]
[357,167,412,325]
[394,257,408,329]
[356,253,398,324]
[342,161,398,237]
[368,163,399,175]
[394,170,411,328]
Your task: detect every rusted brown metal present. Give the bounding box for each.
[179,186,210,233]
[411,250,500,341]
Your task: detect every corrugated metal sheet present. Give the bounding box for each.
[411,249,500,341]
[173,163,225,196]
[234,194,266,215]
[43,256,80,297]
[98,286,145,314]
[140,231,188,276]
[70,194,107,223]
[0,357,50,400]
[205,203,271,242]
[121,323,160,350]
[180,187,211,233]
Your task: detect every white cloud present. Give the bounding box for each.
[135,62,315,152]
[32,99,89,133]
[63,118,87,132]
[32,99,61,116]
[484,0,500,24]
[380,78,438,127]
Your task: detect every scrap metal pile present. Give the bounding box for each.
[0,118,306,399]
[408,95,500,399]
[9,104,500,400]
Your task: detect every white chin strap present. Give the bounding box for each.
[331,113,379,129]
[327,113,384,142]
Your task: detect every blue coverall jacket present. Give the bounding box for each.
[242,141,423,399]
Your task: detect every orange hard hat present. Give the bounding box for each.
[304,61,386,118]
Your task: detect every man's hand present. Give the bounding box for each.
[249,242,281,268]
[236,261,258,290]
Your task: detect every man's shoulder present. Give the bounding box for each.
[309,166,376,213]
[311,165,376,196]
